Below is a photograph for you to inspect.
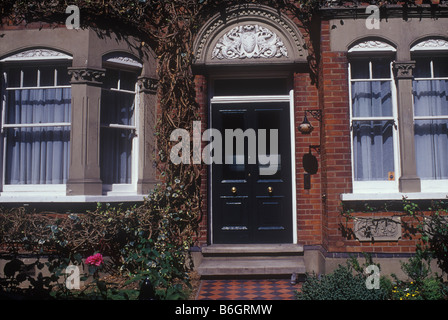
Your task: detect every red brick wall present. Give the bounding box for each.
[319,19,352,252]
[293,72,322,246]
[194,75,209,247]
[319,18,419,254]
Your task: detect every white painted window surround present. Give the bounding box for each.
[348,41,400,194]
[411,38,448,193]
[0,48,72,199]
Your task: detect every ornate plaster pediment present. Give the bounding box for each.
[411,38,448,51]
[0,48,72,62]
[348,40,396,52]
[193,5,307,68]
[212,24,288,60]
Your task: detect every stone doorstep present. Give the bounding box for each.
[197,256,306,276]
[201,243,304,256]
[197,244,305,277]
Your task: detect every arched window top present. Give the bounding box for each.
[411,38,448,52]
[0,48,72,62]
[348,40,396,53]
[102,52,143,69]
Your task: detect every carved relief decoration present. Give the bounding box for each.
[137,77,158,94]
[193,6,306,63]
[393,61,415,79]
[1,48,72,61]
[68,67,106,85]
[354,217,401,241]
[349,40,396,52]
[212,24,288,60]
[411,39,448,51]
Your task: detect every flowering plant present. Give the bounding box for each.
[85,253,104,267]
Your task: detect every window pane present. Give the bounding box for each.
[100,88,136,185]
[101,90,135,126]
[100,128,133,184]
[351,81,393,117]
[7,89,71,124]
[214,78,288,96]
[23,67,38,87]
[5,126,70,184]
[40,67,55,87]
[415,119,448,180]
[432,57,448,78]
[7,68,21,87]
[350,60,369,79]
[372,59,391,79]
[414,58,432,78]
[104,69,119,89]
[352,120,395,181]
[56,66,71,86]
[413,80,448,117]
[120,71,137,91]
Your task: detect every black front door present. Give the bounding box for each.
[211,102,293,244]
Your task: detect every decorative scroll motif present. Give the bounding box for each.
[68,67,105,85]
[411,39,448,51]
[103,54,143,68]
[349,40,396,52]
[393,61,415,79]
[1,48,72,61]
[212,24,288,60]
[354,217,401,241]
[137,76,158,94]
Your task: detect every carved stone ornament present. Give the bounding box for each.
[1,48,72,62]
[348,40,396,52]
[103,54,143,69]
[68,67,106,85]
[411,39,448,51]
[393,61,415,79]
[212,24,288,60]
[354,217,401,242]
[137,77,158,94]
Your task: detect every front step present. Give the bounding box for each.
[197,244,305,278]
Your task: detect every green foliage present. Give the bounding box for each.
[297,256,388,300]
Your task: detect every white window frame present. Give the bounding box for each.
[348,56,400,193]
[1,55,72,195]
[100,69,139,195]
[411,48,448,192]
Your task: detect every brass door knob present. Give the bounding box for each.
[267,186,273,194]
[231,187,237,194]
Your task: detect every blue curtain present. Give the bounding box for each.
[100,89,135,184]
[5,88,71,184]
[413,80,448,180]
[351,81,394,181]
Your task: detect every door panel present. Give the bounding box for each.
[211,102,292,244]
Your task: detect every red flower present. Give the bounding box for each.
[85,253,104,266]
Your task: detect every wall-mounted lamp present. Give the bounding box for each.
[298,110,322,134]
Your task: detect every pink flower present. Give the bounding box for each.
[85,253,104,266]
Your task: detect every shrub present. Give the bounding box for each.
[297,263,388,300]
